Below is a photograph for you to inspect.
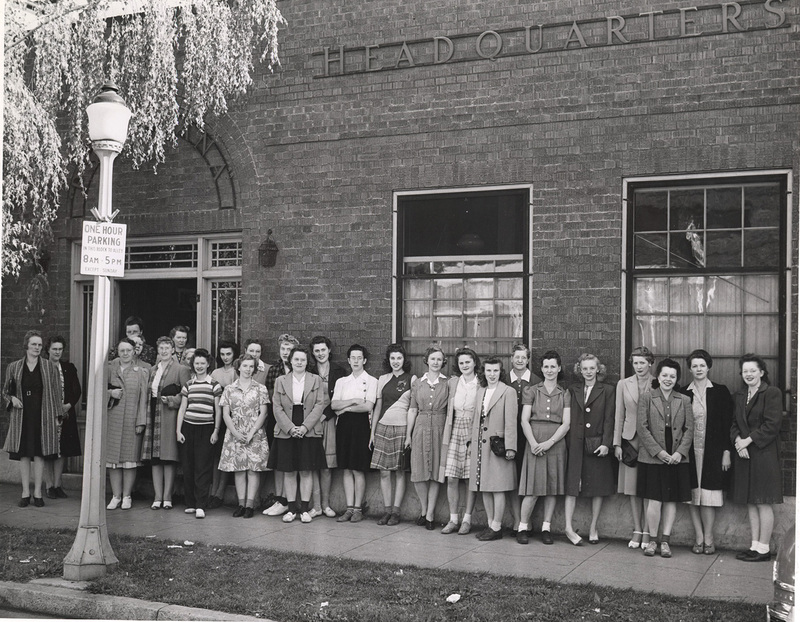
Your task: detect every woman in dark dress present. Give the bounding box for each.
[2,330,62,507]
[729,354,784,562]
[678,349,733,555]
[565,354,616,545]
[637,358,694,559]
[43,336,82,498]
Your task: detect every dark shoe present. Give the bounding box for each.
[425,519,435,531]
[232,505,245,518]
[46,487,57,499]
[703,544,716,555]
[337,509,354,523]
[475,527,493,540]
[516,530,529,545]
[736,549,758,561]
[477,528,503,541]
[33,497,44,507]
[54,487,68,499]
[18,496,30,508]
[415,515,427,527]
[541,530,553,545]
[377,512,391,526]
[208,496,223,510]
[243,507,254,519]
[387,513,401,526]
[741,551,770,562]
[692,543,704,555]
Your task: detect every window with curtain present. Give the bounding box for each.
[629,176,785,392]
[398,189,527,374]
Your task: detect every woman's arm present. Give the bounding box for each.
[210,395,221,444]
[597,384,615,457]
[176,394,189,443]
[300,377,327,435]
[612,379,625,452]
[247,402,269,443]
[636,392,667,459]
[747,387,784,448]
[502,389,517,460]
[520,404,539,450]
[271,378,295,435]
[673,397,694,462]
[135,369,148,432]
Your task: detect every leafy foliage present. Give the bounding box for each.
[3,0,285,280]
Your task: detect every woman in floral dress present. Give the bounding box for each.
[218,353,269,519]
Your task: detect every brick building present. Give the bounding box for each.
[2,0,797,499]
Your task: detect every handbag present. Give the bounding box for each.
[489,436,506,457]
[620,438,638,467]
[584,435,603,456]
[400,446,412,472]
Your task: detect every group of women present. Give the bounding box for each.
[2,329,785,561]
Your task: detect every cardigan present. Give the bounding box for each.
[636,387,694,465]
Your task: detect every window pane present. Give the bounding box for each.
[743,275,778,313]
[496,299,523,338]
[211,281,241,355]
[743,229,780,268]
[670,189,704,231]
[706,231,741,267]
[713,358,740,394]
[744,315,779,356]
[706,316,742,356]
[434,279,463,299]
[634,190,667,231]
[434,261,464,275]
[405,279,432,299]
[669,232,700,269]
[464,278,494,299]
[634,233,667,268]
[403,301,431,337]
[633,315,669,353]
[706,276,742,314]
[745,184,780,227]
[497,278,523,298]
[707,187,741,229]
[405,261,433,276]
[464,260,494,273]
[465,301,493,338]
[669,315,704,355]
[669,276,705,313]
[496,259,523,272]
[635,278,668,313]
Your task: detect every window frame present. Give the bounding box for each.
[621,170,792,391]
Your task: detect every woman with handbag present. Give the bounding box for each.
[564,354,616,545]
[613,346,654,550]
[469,357,517,541]
[678,349,733,555]
[370,344,416,526]
[637,358,694,558]
[729,354,783,562]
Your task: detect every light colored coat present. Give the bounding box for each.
[468,382,517,492]
[272,373,328,438]
[613,374,653,446]
[636,388,694,465]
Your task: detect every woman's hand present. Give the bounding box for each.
[734,436,752,451]
[244,428,255,444]
[160,396,168,404]
[657,450,671,464]
[721,450,731,471]
[176,430,185,444]
[532,440,550,456]
[61,403,71,414]
[614,445,623,461]
[110,389,123,400]
[404,434,412,449]
[669,451,682,465]
[210,429,219,445]
[737,447,750,460]
[135,425,145,435]
[595,444,609,458]
[9,396,23,409]
[505,449,516,461]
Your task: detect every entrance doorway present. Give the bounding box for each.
[118,279,198,347]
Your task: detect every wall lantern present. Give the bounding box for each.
[259,229,279,267]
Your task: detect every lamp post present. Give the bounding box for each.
[63,83,131,581]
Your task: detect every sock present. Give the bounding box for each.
[392,506,401,515]
[661,534,671,544]
[751,539,759,551]
[490,520,502,531]
[463,513,472,523]
[278,496,288,505]
[518,522,529,532]
[450,513,459,523]
[755,542,770,554]
[301,500,310,513]
[542,521,551,532]
[288,501,298,513]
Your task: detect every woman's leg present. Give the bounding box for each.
[446,477,460,519]
[299,471,313,502]
[122,468,137,498]
[379,470,393,509]
[519,495,538,530]
[234,471,247,504]
[425,481,440,521]
[53,457,65,488]
[413,481,429,517]
[756,504,775,549]
[543,495,557,524]
[747,504,760,546]
[661,501,677,535]
[700,506,717,545]
[564,495,578,536]
[508,490,522,531]
[342,470,355,507]
[109,468,123,498]
[32,457,45,498]
[589,496,604,539]
[213,471,230,500]
[311,471,322,512]
[246,472,261,506]
[489,491,506,530]
[283,472,298,503]
[20,457,32,497]
[320,468,332,509]
[151,464,164,502]
[353,471,366,508]
[645,499,662,538]
[630,495,644,532]
[163,463,176,502]
[464,487,476,516]
[392,471,406,508]
[688,505,704,545]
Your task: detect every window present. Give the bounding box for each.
[397,188,529,372]
[210,280,242,356]
[627,174,787,391]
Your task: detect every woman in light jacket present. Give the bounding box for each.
[268,346,328,523]
[637,358,694,559]
[613,346,655,549]
[469,357,517,541]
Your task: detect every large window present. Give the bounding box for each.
[397,188,529,373]
[627,174,787,391]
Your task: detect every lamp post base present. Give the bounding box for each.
[63,525,119,581]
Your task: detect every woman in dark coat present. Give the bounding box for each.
[678,349,733,555]
[2,330,62,507]
[565,354,616,545]
[729,354,783,562]
[43,336,82,499]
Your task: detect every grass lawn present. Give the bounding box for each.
[1,525,762,621]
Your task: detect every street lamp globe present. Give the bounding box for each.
[86,83,131,145]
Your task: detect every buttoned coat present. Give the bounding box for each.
[272,373,328,439]
[613,374,653,447]
[468,382,517,492]
[141,358,190,462]
[437,376,463,482]
[2,358,63,457]
[728,382,783,504]
[636,388,694,465]
[566,381,616,496]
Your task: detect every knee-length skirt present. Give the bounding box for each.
[443,413,471,479]
[410,411,446,483]
[518,420,566,496]
[370,422,406,470]
[336,412,373,471]
[637,462,692,503]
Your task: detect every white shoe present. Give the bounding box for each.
[282,511,296,523]
[300,511,312,523]
[323,506,337,518]
[308,508,322,518]
[195,508,205,519]
[184,507,196,514]
[121,496,132,510]
[106,496,121,510]
[264,502,289,516]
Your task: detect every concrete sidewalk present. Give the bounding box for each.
[0,483,775,610]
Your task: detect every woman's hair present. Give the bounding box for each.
[629,346,655,365]
[422,345,446,367]
[347,343,369,360]
[382,344,411,373]
[237,353,259,371]
[538,350,563,380]
[511,343,530,358]
[652,358,682,388]
[478,356,504,387]
[156,336,175,349]
[686,349,713,369]
[288,345,311,368]
[117,337,136,350]
[216,340,239,367]
[169,325,190,339]
[22,330,43,351]
[45,335,66,352]
[309,335,333,351]
[278,333,301,348]
[573,353,607,382]
[739,353,771,385]
[454,347,480,376]
[190,348,211,370]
